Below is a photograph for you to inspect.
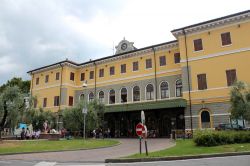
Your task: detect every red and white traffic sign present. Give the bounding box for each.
[136,123,145,137]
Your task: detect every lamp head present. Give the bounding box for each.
[82,80,88,88]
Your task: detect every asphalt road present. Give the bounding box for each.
[0,155,249,166]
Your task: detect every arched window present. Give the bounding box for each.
[99,91,104,103]
[133,86,140,101]
[176,79,182,97]
[109,89,115,104]
[121,88,127,103]
[89,92,94,102]
[201,110,211,128]
[146,84,154,100]
[160,82,169,99]
[79,94,85,101]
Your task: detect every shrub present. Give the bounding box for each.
[193,130,250,146]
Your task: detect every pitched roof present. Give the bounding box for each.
[27,40,178,74]
[171,10,250,33]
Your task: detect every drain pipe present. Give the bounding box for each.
[152,47,158,101]
[94,61,97,97]
[59,63,63,111]
[183,29,193,137]
[30,73,34,97]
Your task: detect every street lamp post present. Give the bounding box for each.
[82,81,88,140]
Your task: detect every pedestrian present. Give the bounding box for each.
[25,128,31,139]
[107,128,111,138]
[21,127,25,140]
[92,129,96,138]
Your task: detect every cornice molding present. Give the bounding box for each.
[89,42,179,66]
[172,12,250,38]
[180,47,250,63]
[31,62,79,74]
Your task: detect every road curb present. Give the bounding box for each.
[0,140,121,156]
[105,151,250,163]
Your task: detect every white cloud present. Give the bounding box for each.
[0,0,249,85]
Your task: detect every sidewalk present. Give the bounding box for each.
[0,138,173,162]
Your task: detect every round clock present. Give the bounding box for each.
[121,43,128,50]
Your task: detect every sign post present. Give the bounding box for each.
[82,107,88,140]
[143,125,148,156]
[136,123,144,154]
[141,110,148,156]
[141,110,145,125]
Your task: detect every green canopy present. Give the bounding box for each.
[105,98,187,113]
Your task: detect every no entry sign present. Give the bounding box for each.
[136,123,145,137]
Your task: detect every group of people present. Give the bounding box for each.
[92,128,111,138]
[20,127,40,140]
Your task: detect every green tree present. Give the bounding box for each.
[0,77,30,94]
[62,99,105,137]
[230,81,250,126]
[0,86,25,139]
[24,108,57,131]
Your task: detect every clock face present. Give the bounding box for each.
[121,43,128,50]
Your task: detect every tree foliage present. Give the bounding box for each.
[0,77,30,94]
[0,86,25,138]
[24,108,57,131]
[62,99,105,136]
[230,81,250,122]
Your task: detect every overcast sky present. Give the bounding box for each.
[0,0,249,85]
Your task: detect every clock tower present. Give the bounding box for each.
[115,38,136,54]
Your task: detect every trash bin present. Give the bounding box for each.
[171,130,176,139]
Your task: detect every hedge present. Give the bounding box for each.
[193,130,250,146]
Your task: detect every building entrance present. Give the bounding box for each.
[105,108,185,138]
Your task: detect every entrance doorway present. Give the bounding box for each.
[105,108,185,138]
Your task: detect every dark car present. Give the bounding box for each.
[215,123,244,131]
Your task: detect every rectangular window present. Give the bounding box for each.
[54,96,60,106]
[221,32,232,46]
[226,69,237,86]
[36,77,39,85]
[194,39,203,51]
[43,98,47,107]
[159,56,166,66]
[174,53,181,63]
[146,59,152,69]
[34,99,37,108]
[80,73,85,81]
[45,75,49,83]
[89,71,94,79]
[121,64,126,73]
[110,66,115,75]
[133,61,139,71]
[70,72,75,81]
[99,68,104,77]
[69,96,73,106]
[197,74,207,90]
[56,72,60,80]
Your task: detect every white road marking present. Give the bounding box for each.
[34,161,57,166]
[0,160,11,164]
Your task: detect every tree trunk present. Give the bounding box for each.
[0,101,8,139]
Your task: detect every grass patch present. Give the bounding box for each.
[127,139,250,158]
[0,139,119,155]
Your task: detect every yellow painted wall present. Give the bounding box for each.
[29,18,250,113]
[178,21,250,104]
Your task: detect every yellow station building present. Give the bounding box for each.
[28,10,250,137]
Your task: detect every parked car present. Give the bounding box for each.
[215,123,244,131]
